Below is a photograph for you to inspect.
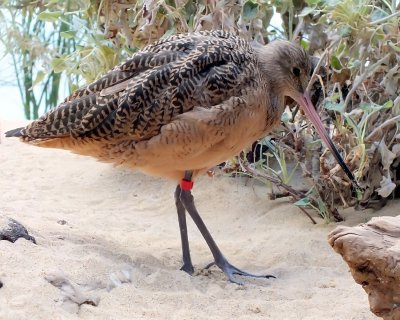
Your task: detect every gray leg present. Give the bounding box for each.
[179,175,275,284]
[175,185,194,274]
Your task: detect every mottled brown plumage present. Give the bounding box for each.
[7,30,312,181]
[6,30,356,284]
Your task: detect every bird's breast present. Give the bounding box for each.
[99,95,279,181]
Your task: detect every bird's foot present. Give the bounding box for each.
[205,260,275,285]
[180,263,194,275]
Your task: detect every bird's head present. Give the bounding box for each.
[256,40,359,189]
[263,40,312,100]
[256,40,312,100]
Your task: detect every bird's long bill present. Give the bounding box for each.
[298,94,357,187]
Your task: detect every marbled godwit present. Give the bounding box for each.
[6,31,357,284]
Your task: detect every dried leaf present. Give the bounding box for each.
[379,141,396,171]
[376,176,396,198]
[381,66,400,96]
[392,144,400,156]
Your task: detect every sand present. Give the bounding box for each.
[0,120,392,320]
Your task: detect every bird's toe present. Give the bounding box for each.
[180,263,195,275]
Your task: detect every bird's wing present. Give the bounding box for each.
[12,31,258,143]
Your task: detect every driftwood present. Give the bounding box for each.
[328,216,400,320]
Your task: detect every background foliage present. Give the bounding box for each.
[0,0,399,221]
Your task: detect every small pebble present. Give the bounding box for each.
[57,220,67,225]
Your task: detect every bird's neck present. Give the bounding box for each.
[253,45,288,97]
[269,94,285,113]
[265,92,286,129]
[251,45,288,129]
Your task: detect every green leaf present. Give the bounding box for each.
[355,187,363,201]
[339,26,351,37]
[51,57,67,73]
[281,111,290,123]
[242,1,258,20]
[298,6,316,17]
[300,39,310,50]
[99,45,115,56]
[32,71,45,88]
[383,100,393,109]
[348,59,361,69]
[323,101,345,113]
[71,83,80,92]
[359,102,380,111]
[305,0,321,6]
[335,43,346,55]
[294,197,311,207]
[160,27,176,40]
[324,0,341,6]
[371,9,387,22]
[388,41,400,53]
[261,7,274,27]
[38,11,62,22]
[60,31,77,39]
[71,16,88,30]
[330,55,342,70]
[75,0,91,11]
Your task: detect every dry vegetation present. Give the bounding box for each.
[0,0,399,221]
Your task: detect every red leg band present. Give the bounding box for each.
[180,179,194,191]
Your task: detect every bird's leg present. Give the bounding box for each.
[175,184,194,275]
[179,171,275,284]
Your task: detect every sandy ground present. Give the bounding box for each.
[0,120,394,320]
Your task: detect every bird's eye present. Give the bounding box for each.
[292,67,300,77]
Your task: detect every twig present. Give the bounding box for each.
[364,114,400,142]
[343,53,391,109]
[242,164,306,199]
[241,162,317,224]
[269,189,309,199]
[369,11,400,25]
[292,19,304,41]
[305,39,340,93]
[298,207,317,224]
[268,190,317,224]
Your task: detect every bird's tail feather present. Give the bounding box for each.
[29,136,106,158]
[4,124,102,157]
[5,127,24,137]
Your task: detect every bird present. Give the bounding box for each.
[5,30,358,284]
